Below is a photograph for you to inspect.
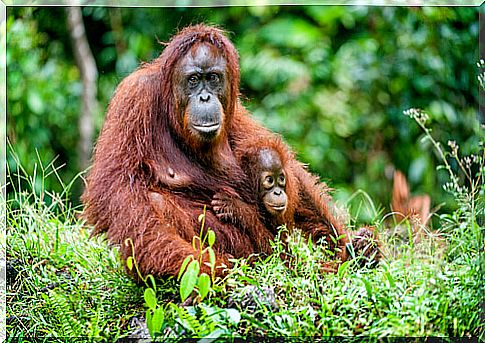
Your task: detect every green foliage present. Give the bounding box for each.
[6,123,483,339]
[7,9,86,201]
[138,96,483,339]
[168,303,241,340]
[143,287,167,339]
[134,207,227,340]
[405,107,484,235]
[235,6,479,211]
[179,260,201,302]
[403,72,484,264]
[224,227,481,337]
[41,291,84,337]
[141,295,241,340]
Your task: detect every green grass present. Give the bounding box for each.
[5,156,147,340]
[224,229,482,337]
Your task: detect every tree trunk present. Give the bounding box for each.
[66,6,98,171]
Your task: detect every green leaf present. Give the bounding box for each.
[147,275,157,292]
[144,288,157,310]
[337,234,348,241]
[337,260,351,279]
[180,260,200,302]
[146,310,153,337]
[385,270,396,288]
[197,273,211,300]
[178,255,193,281]
[152,307,165,334]
[208,248,216,270]
[126,256,133,271]
[207,229,216,247]
[361,277,373,298]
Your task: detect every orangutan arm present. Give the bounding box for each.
[211,192,274,255]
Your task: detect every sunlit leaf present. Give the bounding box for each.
[197,273,211,300]
[126,256,133,271]
[144,288,157,310]
[180,260,200,302]
[207,230,216,247]
[178,255,193,281]
[152,306,165,334]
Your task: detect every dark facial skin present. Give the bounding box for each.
[176,44,227,141]
[258,149,287,216]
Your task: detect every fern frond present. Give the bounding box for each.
[47,291,84,337]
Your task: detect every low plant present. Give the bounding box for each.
[124,203,243,340]
[177,206,219,303]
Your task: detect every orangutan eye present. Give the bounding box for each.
[188,75,199,87]
[266,176,274,185]
[278,174,286,186]
[207,73,219,83]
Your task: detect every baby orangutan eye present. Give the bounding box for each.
[278,174,286,186]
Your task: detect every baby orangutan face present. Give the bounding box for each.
[258,149,288,216]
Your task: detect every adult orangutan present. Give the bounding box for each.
[82,24,374,278]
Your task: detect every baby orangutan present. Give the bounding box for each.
[211,137,352,268]
[211,139,295,256]
[212,145,292,230]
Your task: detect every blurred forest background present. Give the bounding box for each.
[6,6,483,223]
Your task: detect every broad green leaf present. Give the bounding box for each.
[180,260,200,302]
[146,310,153,336]
[144,288,157,310]
[152,307,165,333]
[208,248,216,270]
[337,260,351,279]
[126,256,133,271]
[197,273,211,300]
[178,255,193,281]
[207,229,216,247]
